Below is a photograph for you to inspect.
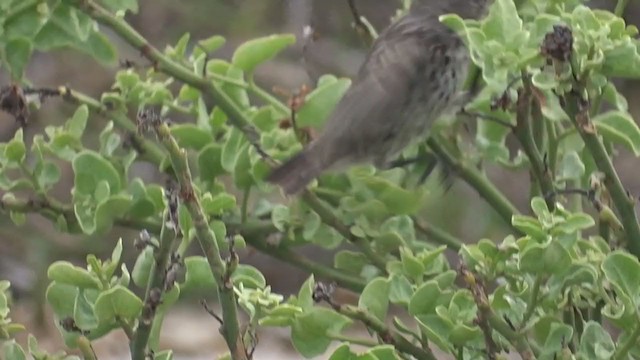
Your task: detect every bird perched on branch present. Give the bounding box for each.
[267,0,491,195]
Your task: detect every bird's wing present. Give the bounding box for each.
[315,15,445,163]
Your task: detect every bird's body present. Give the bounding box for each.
[268,0,491,195]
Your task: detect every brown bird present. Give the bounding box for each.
[267,0,491,195]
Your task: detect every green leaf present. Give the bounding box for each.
[9,211,26,226]
[46,282,78,316]
[170,124,214,151]
[2,341,26,360]
[602,251,640,305]
[221,128,248,172]
[482,0,523,45]
[47,261,101,289]
[201,192,237,215]
[132,248,154,288]
[74,31,117,65]
[198,144,226,181]
[297,78,352,128]
[37,161,61,188]
[72,151,122,195]
[357,175,427,215]
[593,111,640,156]
[3,37,32,80]
[94,195,132,233]
[74,290,98,330]
[539,322,573,358]
[93,285,143,323]
[602,40,640,78]
[183,256,216,290]
[409,281,451,316]
[511,215,546,240]
[557,151,585,180]
[334,251,368,276]
[271,204,290,232]
[389,275,413,305]
[100,0,139,13]
[531,70,557,90]
[232,34,296,73]
[400,247,424,282]
[196,35,226,54]
[232,265,266,289]
[530,197,550,220]
[5,128,26,163]
[415,314,454,353]
[291,308,352,358]
[520,241,571,275]
[302,211,322,240]
[67,105,89,138]
[358,277,390,322]
[578,321,615,360]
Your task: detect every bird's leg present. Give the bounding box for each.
[386,149,455,189]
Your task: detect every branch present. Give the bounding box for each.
[412,217,464,251]
[346,0,376,45]
[258,242,366,292]
[568,93,640,257]
[614,0,630,17]
[315,284,436,360]
[426,137,522,234]
[143,112,248,360]
[302,191,388,272]
[459,266,536,359]
[513,76,555,210]
[130,213,179,358]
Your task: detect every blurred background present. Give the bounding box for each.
[1,0,639,359]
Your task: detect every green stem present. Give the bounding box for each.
[487,312,536,359]
[153,122,247,360]
[130,213,178,359]
[514,78,555,209]
[58,87,168,169]
[613,319,640,359]
[76,336,97,360]
[614,0,630,17]
[335,304,437,360]
[328,333,379,347]
[413,218,463,251]
[248,77,289,116]
[520,275,542,328]
[240,187,251,224]
[426,137,522,233]
[240,224,367,292]
[568,94,640,257]
[302,191,388,272]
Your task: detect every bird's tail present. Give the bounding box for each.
[266,148,326,196]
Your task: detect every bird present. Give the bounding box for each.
[267,0,492,195]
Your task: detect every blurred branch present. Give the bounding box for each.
[426,137,522,234]
[347,0,376,45]
[412,217,463,251]
[614,0,630,17]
